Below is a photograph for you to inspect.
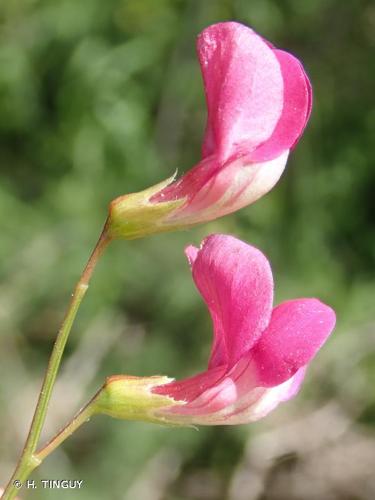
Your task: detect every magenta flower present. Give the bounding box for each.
[149,234,335,425]
[109,22,312,239]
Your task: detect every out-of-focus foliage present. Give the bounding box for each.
[1,0,374,499]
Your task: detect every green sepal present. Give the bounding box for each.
[107,175,186,240]
[93,375,185,426]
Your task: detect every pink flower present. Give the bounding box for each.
[108,22,312,239]
[151,234,335,425]
[152,22,311,225]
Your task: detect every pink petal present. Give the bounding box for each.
[185,245,199,267]
[154,365,227,404]
[168,151,288,224]
[159,356,255,417]
[251,299,336,387]
[152,155,219,206]
[250,50,312,162]
[154,362,307,425]
[178,356,306,418]
[196,367,307,425]
[198,22,284,163]
[189,234,274,369]
[279,365,307,402]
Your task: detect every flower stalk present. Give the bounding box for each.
[2,224,111,500]
[34,396,98,464]
[18,373,183,469]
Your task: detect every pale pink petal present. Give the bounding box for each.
[154,364,307,425]
[189,234,274,368]
[160,354,306,419]
[250,50,312,162]
[167,151,288,224]
[198,22,284,162]
[279,365,307,402]
[185,245,199,267]
[196,367,307,425]
[251,299,336,387]
[160,356,255,416]
[154,347,255,420]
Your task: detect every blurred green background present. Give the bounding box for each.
[1,0,375,499]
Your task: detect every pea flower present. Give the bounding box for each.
[108,22,312,240]
[96,235,335,426]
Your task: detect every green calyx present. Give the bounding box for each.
[107,175,186,240]
[93,375,184,425]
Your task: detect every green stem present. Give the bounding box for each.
[35,392,100,463]
[2,224,111,500]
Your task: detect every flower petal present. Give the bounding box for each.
[198,22,284,162]
[158,296,334,421]
[167,151,288,225]
[158,356,255,417]
[251,299,336,387]
[185,244,199,266]
[250,50,312,162]
[189,234,274,369]
[192,367,307,425]
[153,363,307,426]
[152,245,335,426]
[153,365,227,404]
